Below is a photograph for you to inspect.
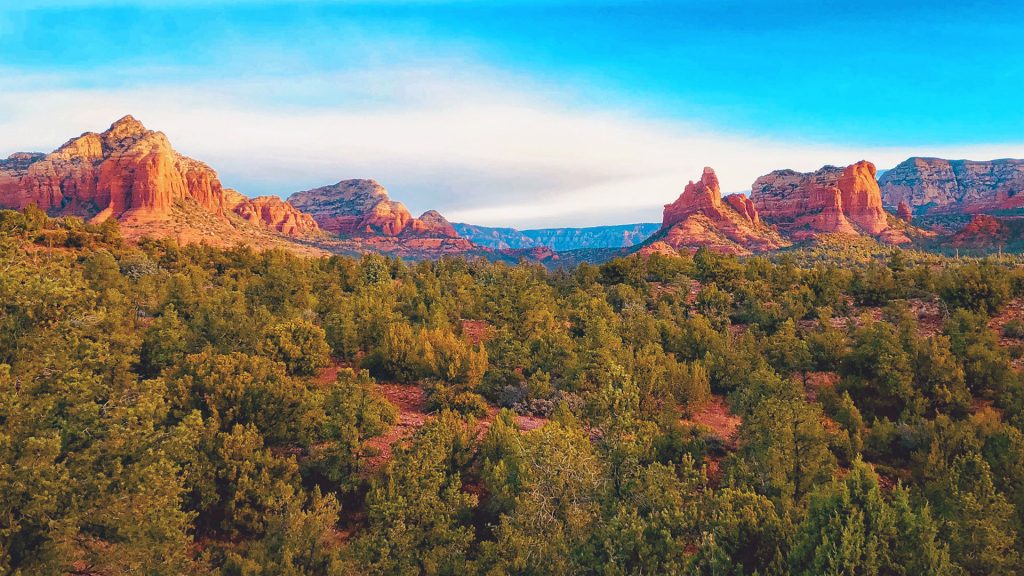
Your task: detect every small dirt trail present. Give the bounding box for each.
[362,383,430,472]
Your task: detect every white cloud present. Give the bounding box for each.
[1,65,1022,228]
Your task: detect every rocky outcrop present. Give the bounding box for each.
[752,161,903,242]
[949,214,1011,248]
[0,116,524,260]
[724,193,759,225]
[408,209,458,238]
[0,115,229,224]
[225,190,321,237]
[636,240,680,258]
[499,246,559,263]
[645,167,789,255]
[879,157,1024,215]
[897,201,913,223]
[662,167,725,226]
[288,179,458,238]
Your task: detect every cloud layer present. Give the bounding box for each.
[2,65,1023,228]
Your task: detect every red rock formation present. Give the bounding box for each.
[408,210,458,238]
[837,161,888,234]
[225,191,321,237]
[950,214,1010,248]
[879,157,1024,214]
[0,115,228,224]
[500,246,559,263]
[647,167,789,255]
[0,116,498,260]
[724,193,759,225]
[288,179,460,238]
[662,167,723,227]
[897,201,913,223]
[752,160,900,242]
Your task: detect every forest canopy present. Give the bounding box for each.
[4,209,1024,575]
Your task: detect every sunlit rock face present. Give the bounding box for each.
[651,166,789,255]
[288,179,458,238]
[0,115,231,225]
[879,157,1024,215]
[752,160,905,243]
[225,190,321,237]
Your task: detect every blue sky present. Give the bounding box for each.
[1,0,1023,227]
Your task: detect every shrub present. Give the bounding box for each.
[1003,319,1024,339]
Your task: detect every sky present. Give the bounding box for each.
[1,1,1023,228]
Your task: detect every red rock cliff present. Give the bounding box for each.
[0,115,229,224]
[648,166,788,255]
[288,179,460,238]
[225,190,321,237]
[751,160,896,241]
[878,157,1024,215]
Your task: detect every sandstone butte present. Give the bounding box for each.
[287,179,461,239]
[879,157,1024,215]
[751,160,910,244]
[640,166,789,256]
[0,115,319,240]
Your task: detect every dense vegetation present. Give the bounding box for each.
[6,209,1024,575]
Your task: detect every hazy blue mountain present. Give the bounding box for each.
[454,222,660,251]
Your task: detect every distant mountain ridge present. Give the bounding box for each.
[453,222,660,251]
[879,157,1024,215]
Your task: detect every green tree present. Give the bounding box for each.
[790,460,953,576]
[260,318,331,376]
[731,396,835,509]
[933,452,1020,575]
[352,411,477,575]
[301,368,397,489]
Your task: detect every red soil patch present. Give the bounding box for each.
[728,324,750,338]
[362,383,429,473]
[681,395,740,487]
[314,361,357,386]
[460,319,492,346]
[514,414,548,432]
[987,297,1024,369]
[683,395,741,448]
[354,376,551,475]
[315,364,343,386]
[804,371,840,402]
[912,299,944,337]
[686,279,702,306]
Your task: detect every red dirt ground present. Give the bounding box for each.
[362,383,430,472]
[989,297,1024,368]
[804,371,840,402]
[320,371,551,474]
[683,395,741,449]
[460,319,493,346]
